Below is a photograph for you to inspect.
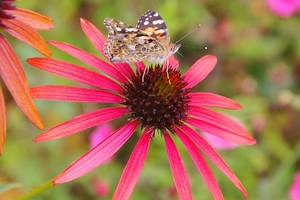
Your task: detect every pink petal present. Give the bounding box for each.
[175,127,224,200]
[48,40,128,83]
[27,58,123,92]
[178,124,248,197]
[187,106,256,145]
[30,85,123,103]
[89,123,114,149]
[2,19,52,57]
[34,107,128,141]
[0,35,44,130]
[0,87,6,155]
[189,92,242,109]
[80,18,134,78]
[164,133,192,200]
[54,120,139,184]
[6,8,54,30]
[183,55,217,89]
[113,128,152,200]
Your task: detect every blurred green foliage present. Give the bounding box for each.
[1,0,300,199]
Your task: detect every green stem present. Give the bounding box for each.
[14,179,54,200]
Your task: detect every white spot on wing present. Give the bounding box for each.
[125,28,137,32]
[144,21,149,25]
[152,19,164,25]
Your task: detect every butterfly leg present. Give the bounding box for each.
[142,66,147,82]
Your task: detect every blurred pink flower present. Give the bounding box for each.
[266,0,300,17]
[28,18,256,200]
[89,123,114,149]
[93,178,110,197]
[289,171,300,200]
[202,116,243,150]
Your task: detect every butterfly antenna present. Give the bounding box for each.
[176,51,184,58]
[181,45,208,50]
[175,24,201,44]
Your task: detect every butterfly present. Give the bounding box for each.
[103,10,181,65]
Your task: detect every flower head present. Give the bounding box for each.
[0,0,54,154]
[28,18,256,199]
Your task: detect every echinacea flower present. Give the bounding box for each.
[27,18,256,200]
[266,0,300,17]
[0,0,54,154]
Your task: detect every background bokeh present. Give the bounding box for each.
[1,0,300,199]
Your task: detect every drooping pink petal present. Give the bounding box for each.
[27,58,123,92]
[187,106,256,145]
[30,85,124,103]
[54,120,139,184]
[48,40,128,83]
[80,18,135,79]
[113,128,152,200]
[2,19,51,57]
[175,127,224,200]
[34,107,128,142]
[164,133,192,200]
[183,55,217,89]
[189,92,242,109]
[179,124,248,197]
[0,35,44,129]
[202,131,239,150]
[5,8,54,30]
[0,86,6,155]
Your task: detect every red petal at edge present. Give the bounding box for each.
[164,133,192,200]
[6,8,54,30]
[180,124,248,197]
[0,36,44,129]
[175,127,224,200]
[113,128,152,200]
[54,120,139,184]
[2,19,51,57]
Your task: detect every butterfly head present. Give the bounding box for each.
[170,43,181,55]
